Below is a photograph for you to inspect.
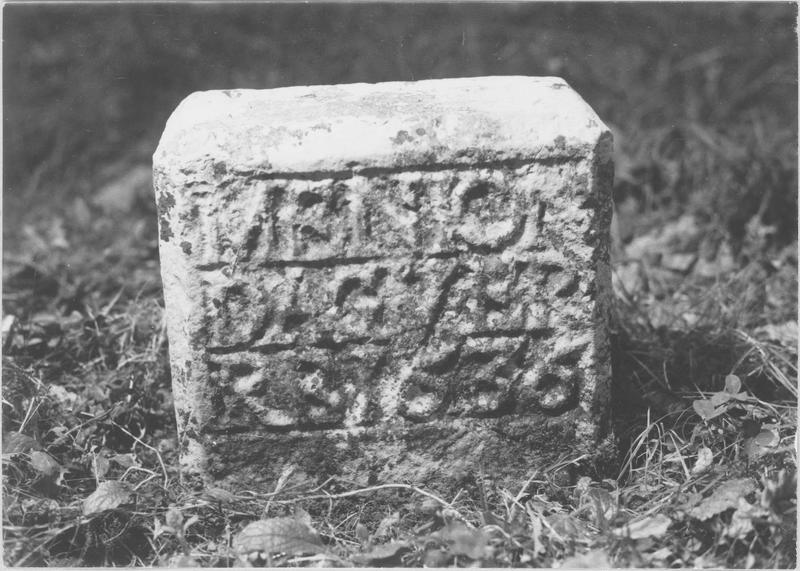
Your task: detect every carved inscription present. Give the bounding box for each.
[198,163,600,432]
[155,78,614,492]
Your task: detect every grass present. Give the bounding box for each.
[3,3,797,567]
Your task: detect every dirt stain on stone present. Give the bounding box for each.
[390,130,414,145]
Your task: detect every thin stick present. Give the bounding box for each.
[285,483,458,512]
[110,420,169,488]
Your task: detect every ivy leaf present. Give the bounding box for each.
[29,451,61,476]
[83,480,133,515]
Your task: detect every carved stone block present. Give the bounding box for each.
[154,76,614,492]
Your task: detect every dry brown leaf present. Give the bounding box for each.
[614,513,671,539]
[688,478,756,521]
[692,446,714,474]
[353,541,412,565]
[233,515,324,558]
[83,480,133,515]
[3,432,42,454]
[29,451,60,476]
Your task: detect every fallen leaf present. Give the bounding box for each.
[423,548,450,567]
[111,453,136,468]
[354,522,369,544]
[614,513,671,539]
[431,521,490,560]
[710,391,731,408]
[558,548,611,568]
[725,497,770,539]
[527,511,546,557]
[374,511,400,539]
[743,429,780,460]
[353,541,412,565]
[546,513,591,541]
[47,384,79,408]
[689,478,756,521]
[753,428,780,447]
[724,375,741,394]
[94,455,111,479]
[167,554,199,567]
[183,514,200,533]
[30,451,60,476]
[83,480,133,515]
[3,432,42,454]
[233,515,324,559]
[647,546,674,563]
[693,398,724,420]
[662,252,696,273]
[165,507,184,530]
[578,486,617,524]
[692,446,714,474]
[723,375,749,401]
[201,486,237,504]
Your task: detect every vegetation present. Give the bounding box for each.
[3,4,796,567]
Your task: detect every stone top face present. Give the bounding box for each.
[154,76,609,175]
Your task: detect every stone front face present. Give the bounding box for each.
[154,76,614,492]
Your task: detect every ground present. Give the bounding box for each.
[2,4,797,568]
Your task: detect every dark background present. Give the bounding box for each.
[4,3,797,247]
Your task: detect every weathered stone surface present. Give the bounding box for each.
[154,76,614,493]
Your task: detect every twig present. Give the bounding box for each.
[110,420,169,488]
[46,406,116,450]
[17,397,42,434]
[283,483,458,512]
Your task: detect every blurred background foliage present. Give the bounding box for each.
[4,3,797,247]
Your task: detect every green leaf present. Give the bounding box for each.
[83,480,133,515]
